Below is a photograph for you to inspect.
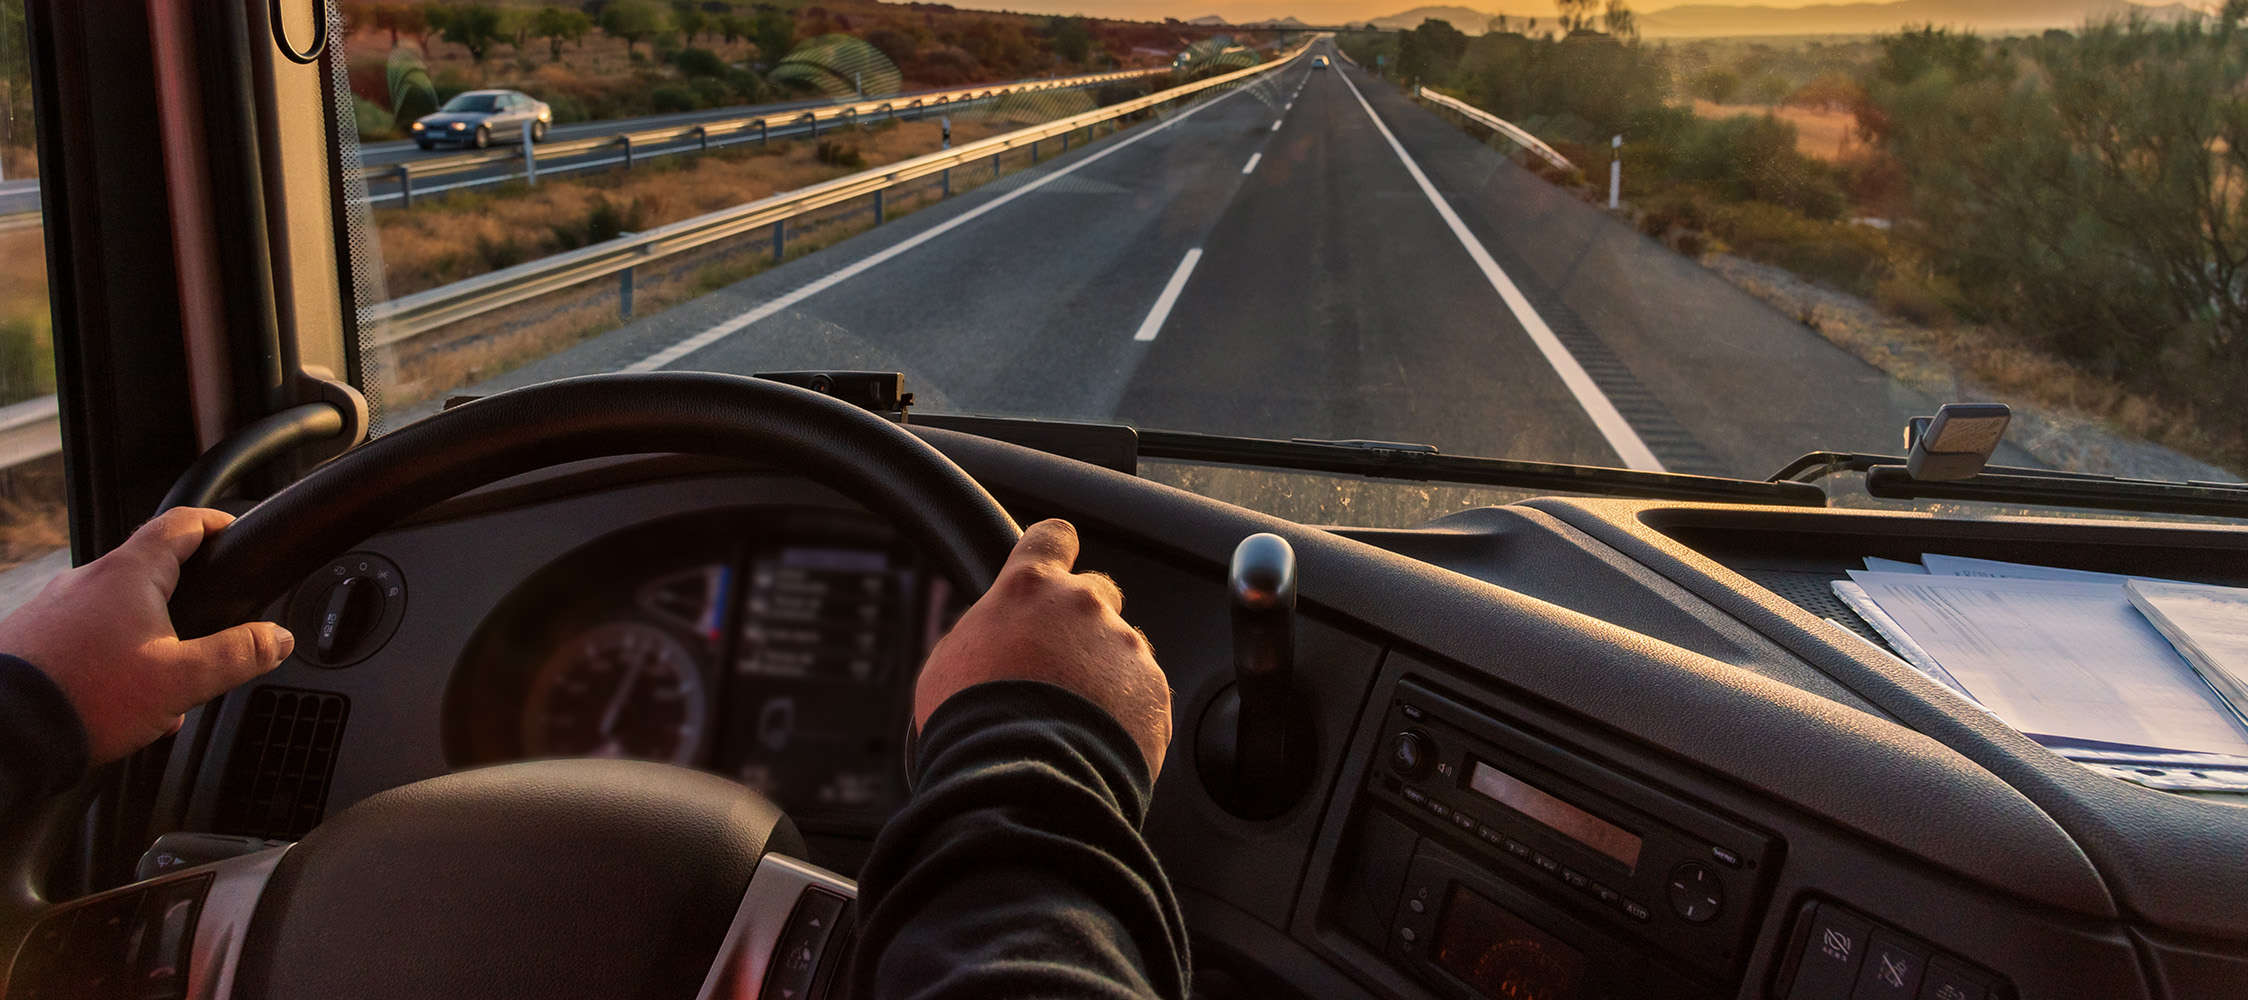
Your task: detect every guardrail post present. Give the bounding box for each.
[992,153,1001,180]
[1031,140,1039,164]
[874,188,885,225]
[618,135,634,170]
[693,125,708,153]
[1061,131,1068,153]
[942,168,950,198]
[808,112,819,139]
[772,219,785,262]
[395,164,413,208]
[619,266,635,319]
[522,125,538,187]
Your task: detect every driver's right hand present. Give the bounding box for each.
[912,519,1172,778]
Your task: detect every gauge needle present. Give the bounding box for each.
[599,651,647,740]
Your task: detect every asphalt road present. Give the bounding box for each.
[433,40,2013,482]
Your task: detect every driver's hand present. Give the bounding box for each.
[0,507,293,763]
[914,519,1172,778]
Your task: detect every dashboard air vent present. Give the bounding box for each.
[212,687,349,840]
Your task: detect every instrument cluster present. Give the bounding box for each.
[443,506,964,831]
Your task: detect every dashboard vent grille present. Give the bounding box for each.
[212,687,349,840]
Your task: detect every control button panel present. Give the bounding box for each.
[1779,901,2010,1000]
[1667,861,1724,924]
[5,873,213,1000]
[764,887,853,1000]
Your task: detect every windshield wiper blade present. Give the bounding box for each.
[1771,450,2248,518]
[1863,466,2248,518]
[1136,429,1828,506]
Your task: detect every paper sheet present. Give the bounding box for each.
[1845,571,2248,756]
[1919,554,2146,583]
[2127,580,2248,727]
[1860,557,1927,574]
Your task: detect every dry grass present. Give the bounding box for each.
[0,456,68,574]
[376,117,1016,295]
[1692,100,1861,162]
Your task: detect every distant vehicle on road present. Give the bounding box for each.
[411,90,552,150]
[1311,55,1330,69]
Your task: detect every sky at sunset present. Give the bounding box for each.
[981,0,2206,31]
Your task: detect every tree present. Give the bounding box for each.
[532,6,592,61]
[437,4,506,64]
[673,7,709,43]
[1555,0,1598,33]
[753,10,796,67]
[372,3,425,48]
[1689,67,1739,103]
[1602,0,1636,40]
[600,0,667,56]
[1396,19,1468,85]
[717,13,747,45]
[1048,16,1092,63]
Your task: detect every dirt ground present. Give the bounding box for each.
[1692,100,1860,162]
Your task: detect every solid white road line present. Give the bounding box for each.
[1270,120,1283,131]
[1133,248,1204,342]
[1334,70,1665,472]
[623,85,1256,372]
[1242,152,1262,175]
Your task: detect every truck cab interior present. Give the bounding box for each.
[5,4,2248,1000]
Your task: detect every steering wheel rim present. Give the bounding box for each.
[169,371,1023,639]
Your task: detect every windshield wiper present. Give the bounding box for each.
[911,413,1825,505]
[1773,451,2248,518]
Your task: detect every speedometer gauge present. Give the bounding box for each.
[522,622,707,764]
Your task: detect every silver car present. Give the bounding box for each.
[411,89,552,150]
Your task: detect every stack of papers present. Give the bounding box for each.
[1829,555,2248,792]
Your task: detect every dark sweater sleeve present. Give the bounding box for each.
[849,679,1190,1000]
[0,653,91,824]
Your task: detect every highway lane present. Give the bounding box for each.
[425,39,2002,483]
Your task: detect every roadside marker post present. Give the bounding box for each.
[522,125,537,186]
[1609,134,1622,210]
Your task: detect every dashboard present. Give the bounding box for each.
[140,433,2248,1000]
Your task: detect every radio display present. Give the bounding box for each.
[1433,883,1586,1000]
[1467,760,1642,872]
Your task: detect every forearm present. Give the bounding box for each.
[850,680,1190,1000]
[0,654,91,830]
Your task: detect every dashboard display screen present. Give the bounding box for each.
[1467,760,1642,872]
[1432,883,1585,1000]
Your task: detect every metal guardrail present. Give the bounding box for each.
[1415,87,1575,172]
[367,67,1172,191]
[369,45,1309,347]
[0,51,1306,471]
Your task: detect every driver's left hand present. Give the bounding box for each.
[0,507,293,763]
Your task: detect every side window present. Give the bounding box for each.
[0,0,67,578]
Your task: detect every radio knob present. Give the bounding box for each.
[1388,731,1433,779]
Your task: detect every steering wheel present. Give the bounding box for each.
[3,373,1022,1000]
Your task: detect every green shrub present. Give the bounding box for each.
[674,46,727,79]
[550,197,647,250]
[815,140,866,168]
[0,317,55,406]
[353,96,397,141]
[651,85,699,112]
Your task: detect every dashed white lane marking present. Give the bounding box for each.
[1270,119,1283,131]
[622,86,1256,372]
[1242,152,1262,174]
[1333,67,1664,471]
[1133,248,1204,342]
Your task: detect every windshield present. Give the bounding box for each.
[9,1,2248,540]
[438,93,503,113]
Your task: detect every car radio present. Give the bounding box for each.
[1356,679,1781,993]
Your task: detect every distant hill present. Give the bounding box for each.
[1186,14,1230,25]
[1363,6,1509,33]
[1241,15,1314,26]
[1636,0,2203,38]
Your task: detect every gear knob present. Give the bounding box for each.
[1199,533,1315,820]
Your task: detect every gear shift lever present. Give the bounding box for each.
[1197,533,1316,819]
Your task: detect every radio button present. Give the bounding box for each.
[1502,837,1531,859]
[1388,732,1433,778]
[1561,868,1591,892]
[1622,899,1651,922]
[1667,861,1724,924]
[1475,824,1505,847]
[1592,882,1622,906]
[1711,845,1743,868]
[1449,811,1478,834]
[1402,787,1427,806]
[1532,853,1562,876]
[1427,800,1453,821]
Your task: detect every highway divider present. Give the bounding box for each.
[0,47,1309,472]
[368,44,1308,349]
[368,67,1172,203]
[1415,87,1574,172]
